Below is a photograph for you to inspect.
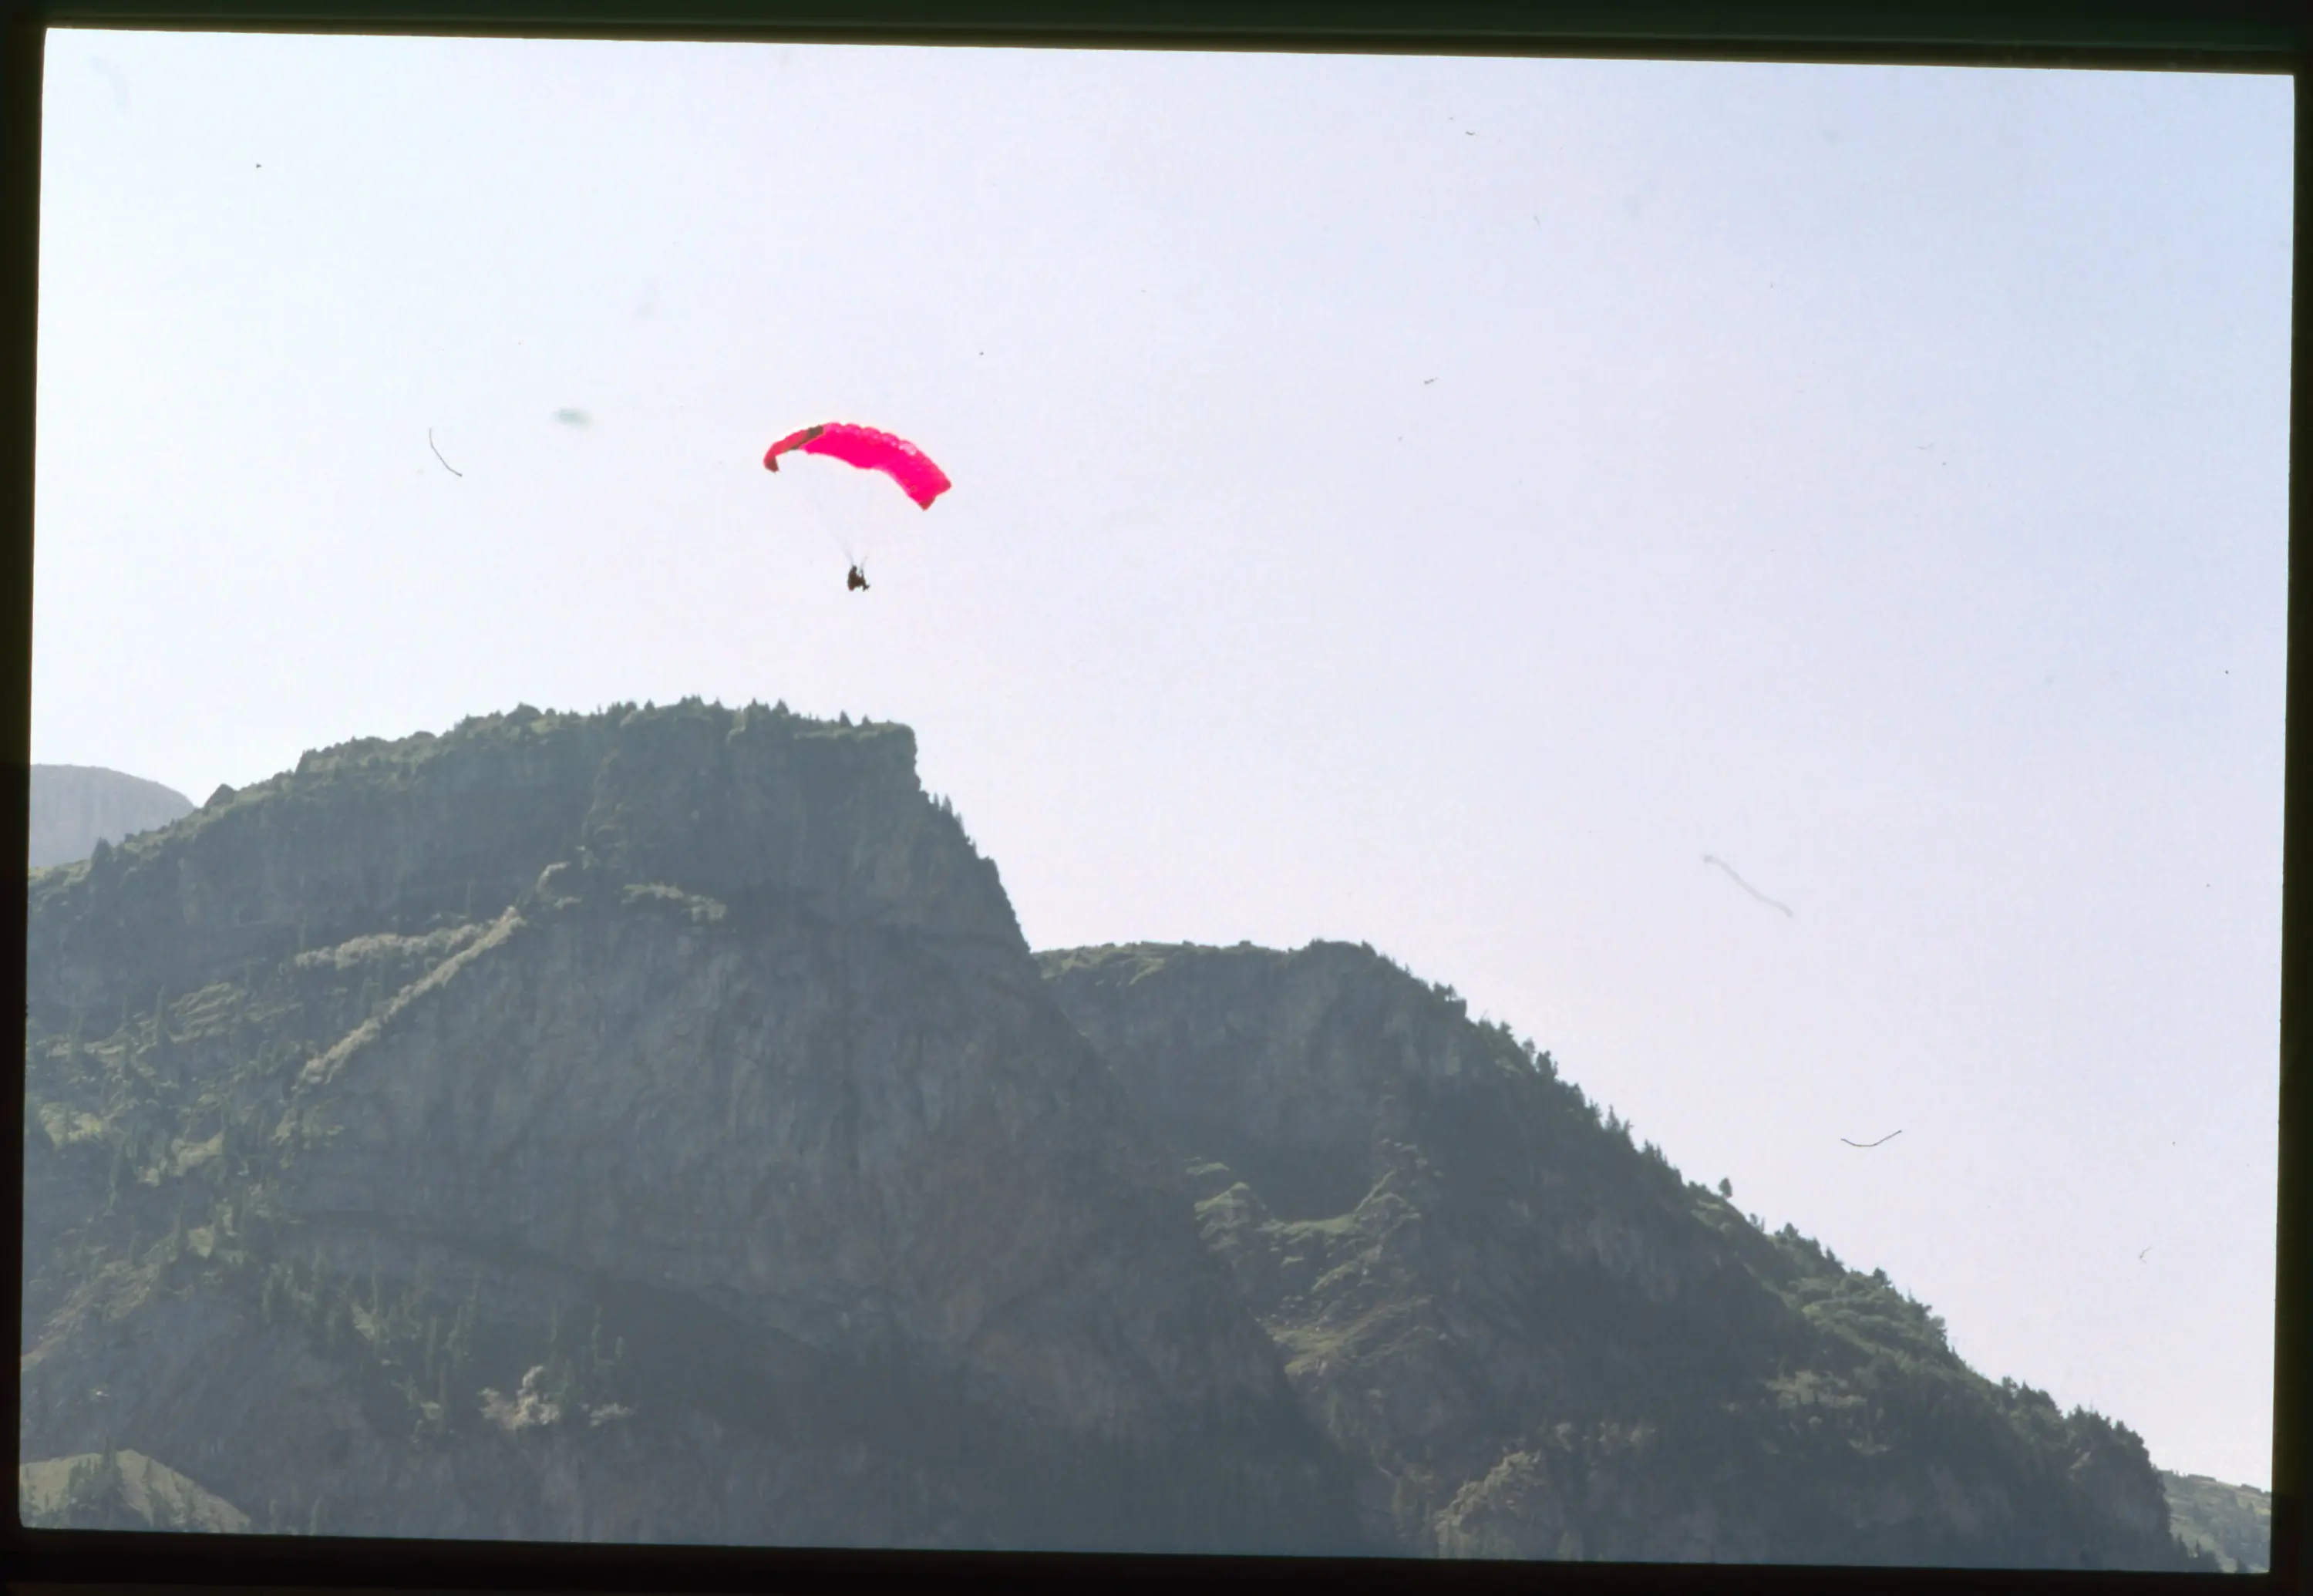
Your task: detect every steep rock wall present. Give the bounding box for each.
[21,704,1357,1551]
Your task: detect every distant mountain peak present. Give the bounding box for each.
[27,763,194,869]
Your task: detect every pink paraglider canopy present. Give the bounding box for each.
[763,423,952,510]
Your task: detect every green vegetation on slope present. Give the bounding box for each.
[20,703,2234,1563]
[20,702,1354,1553]
[19,1449,250,1533]
[2162,1471,2270,1573]
[1041,939,2216,1570]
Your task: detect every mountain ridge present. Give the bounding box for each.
[23,701,1354,1550]
[18,703,2221,1564]
[1040,940,2200,1567]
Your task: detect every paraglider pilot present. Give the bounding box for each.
[847,564,870,592]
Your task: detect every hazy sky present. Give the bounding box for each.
[34,31,2290,1492]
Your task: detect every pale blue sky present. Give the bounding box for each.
[33,32,2291,1492]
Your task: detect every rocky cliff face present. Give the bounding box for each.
[1039,941,2204,1570]
[21,703,1356,1550]
[19,703,2208,1566]
[26,765,193,870]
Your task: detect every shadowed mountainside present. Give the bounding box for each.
[19,702,2215,1565]
[2161,1471,2271,1573]
[1039,941,2211,1569]
[21,702,1355,1550]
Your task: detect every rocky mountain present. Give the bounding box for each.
[27,764,194,869]
[21,702,1354,1550]
[19,701,2214,1565]
[1040,942,2208,1569]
